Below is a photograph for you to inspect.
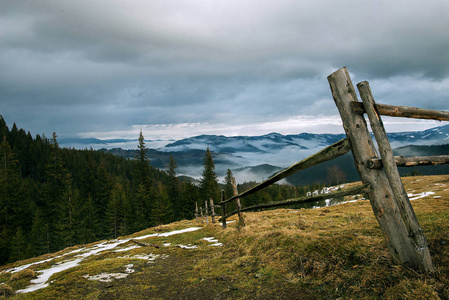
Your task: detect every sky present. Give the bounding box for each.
[1,0,449,147]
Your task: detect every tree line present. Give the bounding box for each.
[0,116,344,265]
[0,117,216,265]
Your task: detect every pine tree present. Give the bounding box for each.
[44,133,70,252]
[106,178,126,239]
[55,174,79,248]
[0,136,23,264]
[95,161,111,238]
[133,130,153,229]
[151,183,173,226]
[200,147,220,203]
[166,156,180,219]
[224,169,236,212]
[0,136,20,231]
[179,181,200,220]
[30,208,47,257]
[10,227,27,262]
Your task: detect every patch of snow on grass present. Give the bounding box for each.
[83,264,135,283]
[13,226,202,294]
[408,191,435,200]
[16,258,83,293]
[114,245,141,252]
[203,237,223,247]
[203,237,218,243]
[118,253,168,262]
[176,244,198,249]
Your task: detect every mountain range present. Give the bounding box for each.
[62,124,449,184]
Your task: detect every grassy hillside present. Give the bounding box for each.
[1,175,448,299]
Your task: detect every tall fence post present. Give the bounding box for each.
[205,200,209,225]
[231,176,245,227]
[195,202,199,223]
[200,208,204,224]
[209,198,216,223]
[220,190,227,229]
[357,81,434,273]
[328,67,434,273]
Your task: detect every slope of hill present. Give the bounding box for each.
[1,175,448,299]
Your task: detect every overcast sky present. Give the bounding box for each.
[1,0,449,145]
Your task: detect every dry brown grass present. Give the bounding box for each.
[209,175,449,298]
[2,175,448,299]
[9,269,36,282]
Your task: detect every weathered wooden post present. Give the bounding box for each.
[200,208,204,224]
[195,202,199,223]
[220,190,227,229]
[328,67,434,273]
[231,176,245,227]
[205,200,209,225]
[209,198,216,223]
[357,80,434,273]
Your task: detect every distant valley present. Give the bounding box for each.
[61,124,449,185]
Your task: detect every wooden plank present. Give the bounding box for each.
[209,198,216,223]
[219,184,370,220]
[368,155,449,169]
[218,138,351,205]
[395,155,449,167]
[220,190,227,229]
[231,176,245,227]
[358,80,434,273]
[195,202,199,223]
[205,201,209,225]
[351,102,449,121]
[328,67,434,273]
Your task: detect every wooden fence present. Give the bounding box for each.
[200,67,449,274]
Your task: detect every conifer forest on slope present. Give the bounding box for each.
[0,117,313,266]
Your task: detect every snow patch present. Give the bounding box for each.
[176,244,198,249]
[83,264,135,283]
[117,253,168,262]
[114,245,141,252]
[203,237,223,247]
[16,258,83,293]
[11,226,202,294]
[408,191,435,200]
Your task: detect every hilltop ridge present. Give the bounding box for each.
[1,175,448,299]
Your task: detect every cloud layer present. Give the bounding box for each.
[1,0,449,142]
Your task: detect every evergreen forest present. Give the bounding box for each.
[0,116,332,266]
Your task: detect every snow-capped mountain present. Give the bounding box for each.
[74,124,449,184]
[159,124,449,169]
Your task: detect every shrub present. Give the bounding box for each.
[10,268,36,281]
[0,283,14,295]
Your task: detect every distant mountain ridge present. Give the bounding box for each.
[161,124,449,153]
[91,124,449,184]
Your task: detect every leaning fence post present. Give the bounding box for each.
[205,200,209,225]
[220,190,227,229]
[328,67,434,273]
[357,81,434,273]
[231,176,245,227]
[209,198,216,223]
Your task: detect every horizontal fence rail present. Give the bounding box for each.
[351,102,449,121]
[219,184,371,221]
[208,66,447,274]
[368,155,449,169]
[218,138,351,205]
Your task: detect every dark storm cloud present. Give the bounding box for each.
[1,0,448,140]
